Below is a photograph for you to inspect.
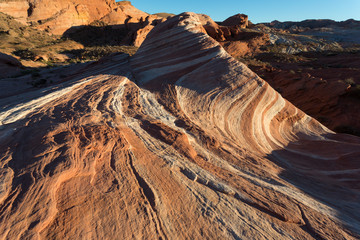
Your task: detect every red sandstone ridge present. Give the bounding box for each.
[198,13,268,58]
[222,13,249,29]
[0,13,360,239]
[0,0,161,35]
[247,51,360,137]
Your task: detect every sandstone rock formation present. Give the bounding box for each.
[0,52,23,77]
[99,1,148,25]
[198,13,268,58]
[0,0,29,24]
[222,13,249,29]
[264,19,360,45]
[0,13,359,239]
[0,0,160,36]
[0,0,114,34]
[249,51,360,137]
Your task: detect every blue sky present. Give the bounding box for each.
[120,0,360,23]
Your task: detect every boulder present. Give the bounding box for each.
[198,14,226,41]
[221,13,249,29]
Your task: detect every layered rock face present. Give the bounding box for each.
[0,0,157,36]
[199,13,268,58]
[0,0,29,24]
[250,51,360,137]
[0,13,359,239]
[0,0,112,34]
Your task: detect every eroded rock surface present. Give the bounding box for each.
[0,13,359,239]
[0,0,160,36]
[198,13,268,58]
[222,13,249,29]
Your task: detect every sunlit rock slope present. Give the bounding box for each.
[0,12,359,239]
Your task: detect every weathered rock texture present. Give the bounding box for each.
[198,13,268,58]
[249,51,360,137]
[0,13,359,239]
[222,13,249,28]
[0,0,29,24]
[0,0,159,36]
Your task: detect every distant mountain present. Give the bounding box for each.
[265,18,360,30]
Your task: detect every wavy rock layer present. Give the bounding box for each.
[0,13,359,239]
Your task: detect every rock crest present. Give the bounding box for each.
[0,11,359,240]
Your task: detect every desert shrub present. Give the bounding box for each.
[255,52,307,63]
[42,60,55,68]
[64,25,129,47]
[263,44,289,54]
[13,49,36,60]
[344,78,355,86]
[64,45,138,62]
[237,56,270,68]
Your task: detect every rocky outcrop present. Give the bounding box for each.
[268,19,360,30]
[0,0,112,34]
[264,19,360,45]
[0,12,359,239]
[131,23,157,47]
[0,0,29,24]
[221,13,249,29]
[0,0,159,35]
[198,13,268,58]
[249,50,360,137]
[99,1,149,25]
[219,31,269,58]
